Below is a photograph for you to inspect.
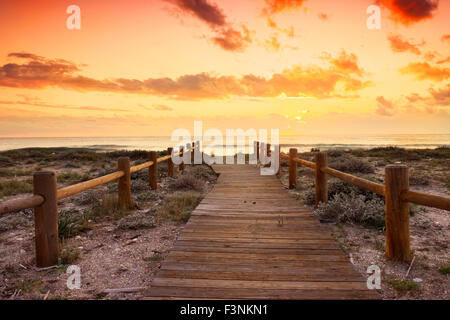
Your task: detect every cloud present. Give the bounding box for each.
[405,92,427,103]
[399,62,450,81]
[325,50,365,77]
[266,16,295,37]
[429,84,450,105]
[263,0,308,14]
[436,56,450,64]
[318,13,329,21]
[387,34,424,55]
[0,51,370,100]
[212,26,252,51]
[378,0,439,25]
[153,104,173,111]
[164,0,251,51]
[264,35,282,51]
[402,84,450,114]
[442,34,450,43]
[0,94,129,112]
[167,0,226,27]
[376,96,395,116]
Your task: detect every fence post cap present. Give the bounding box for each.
[33,170,56,177]
[385,164,408,169]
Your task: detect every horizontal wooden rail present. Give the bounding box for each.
[0,194,44,216]
[293,157,316,169]
[280,152,316,169]
[157,155,172,163]
[402,190,450,211]
[0,141,200,266]
[321,167,385,196]
[0,147,195,216]
[130,161,153,173]
[273,143,450,262]
[57,170,125,200]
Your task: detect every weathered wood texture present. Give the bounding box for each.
[145,164,379,300]
[33,171,59,267]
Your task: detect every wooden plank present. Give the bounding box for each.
[168,251,348,262]
[156,270,365,282]
[144,164,378,300]
[151,278,368,290]
[145,287,379,300]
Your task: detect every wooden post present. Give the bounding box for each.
[118,157,132,208]
[33,171,59,267]
[167,147,174,177]
[179,146,185,172]
[289,148,297,189]
[267,143,271,157]
[385,165,411,261]
[276,144,280,175]
[191,141,195,166]
[315,152,328,208]
[149,151,158,190]
[256,141,260,163]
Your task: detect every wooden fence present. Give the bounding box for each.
[268,143,450,262]
[0,142,198,267]
[1,140,449,266]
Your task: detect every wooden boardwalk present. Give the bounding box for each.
[145,165,379,299]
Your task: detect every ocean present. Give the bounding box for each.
[0,134,448,154]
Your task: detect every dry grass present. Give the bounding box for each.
[0,180,33,198]
[156,192,203,222]
[85,194,132,221]
[169,173,204,191]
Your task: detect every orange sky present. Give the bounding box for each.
[0,0,449,137]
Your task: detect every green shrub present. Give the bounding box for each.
[58,209,93,240]
[58,210,81,240]
[314,192,385,228]
[386,278,420,295]
[305,180,383,205]
[439,265,450,275]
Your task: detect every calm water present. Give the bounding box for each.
[0,134,448,154]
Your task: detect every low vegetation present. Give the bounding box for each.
[58,209,92,240]
[169,173,204,191]
[57,172,90,183]
[438,265,450,275]
[86,194,132,220]
[0,212,32,233]
[117,211,154,230]
[156,192,203,222]
[351,146,450,161]
[328,154,374,174]
[314,192,386,228]
[0,180,33,198]
[59,247,80,265]
[386,278,420,296]
[305,180,383,205]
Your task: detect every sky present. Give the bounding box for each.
[0,0,449,137]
